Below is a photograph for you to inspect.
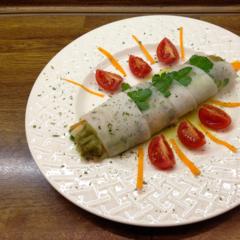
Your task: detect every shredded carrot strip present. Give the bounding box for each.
[170,139,201,176]
[209,99,240,108]
[63,78,105,98]
[200,125,237,153]
[97,47,126,77]
[136,145,144,191]
[231,61,240,71]
[179,27,185,61]
[132,35,155,65]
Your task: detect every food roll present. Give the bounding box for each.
[70,55,236,159]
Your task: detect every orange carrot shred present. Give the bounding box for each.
[136,145,144,191]
[132,35,155,65]
[200,125,237,153]
[63,78,105,98]
[231,61,240,71]
[179,27,185,61]
[97,47,126,77]
[209,99,240,108]
[170,139,201,176]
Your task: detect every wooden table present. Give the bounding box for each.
[1,7,240,240]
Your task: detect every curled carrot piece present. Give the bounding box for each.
[200,125,237,153]
[136,145,144,191]
[97,47,126,77]
[209,99,240,108]
[63,78,105,98]
[132,35,155,65]
[179,27,185,61]
[231,61,240,71]
[170,139,201,176]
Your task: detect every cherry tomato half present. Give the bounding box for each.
[148,134,175,170]
[129,55,152,78]
[156,37,179,65]
[177,120,206,149]
[95,69,123,92]
[198,104,231,130]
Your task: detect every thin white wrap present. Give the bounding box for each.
[143,86,176,135]
[168,81,198,118]
[185,65,218,104]
[82,92,151,157]
[127,82,176,135]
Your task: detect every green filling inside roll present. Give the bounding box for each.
[70,120,106,159]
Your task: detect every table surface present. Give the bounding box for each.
[1,12,240,240]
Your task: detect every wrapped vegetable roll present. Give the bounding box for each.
[82,92,151,157]
[179,64,218,104]
[70,55,236,159]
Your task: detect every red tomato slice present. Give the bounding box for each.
[177,120,206,149]
[156,37,179,65]
[128,55,152,78]
[95,69,123,92]
[148,134,175,170]
[198,104,231,130]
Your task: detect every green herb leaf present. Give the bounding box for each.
[127,88,152,102]
[152,74,162,84]
[175,67,192,79]
[167,71,178,79]
[152,67,193,96]
[163,90,171,97]
[189,55,213,73]
[136,101,150,111]
[152,73,173,97]
[174,67,192,86]
[177,76,192,86]
[127,88,152,111]
[121,82,131,91]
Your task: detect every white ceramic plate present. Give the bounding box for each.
[26,15,240,227]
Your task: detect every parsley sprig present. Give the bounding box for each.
[174,67,192,86]
[121,82,132,91]
[152,67,193,97]
[152,73,173,97]
[189,55,213,73]
[127,88,152,111]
